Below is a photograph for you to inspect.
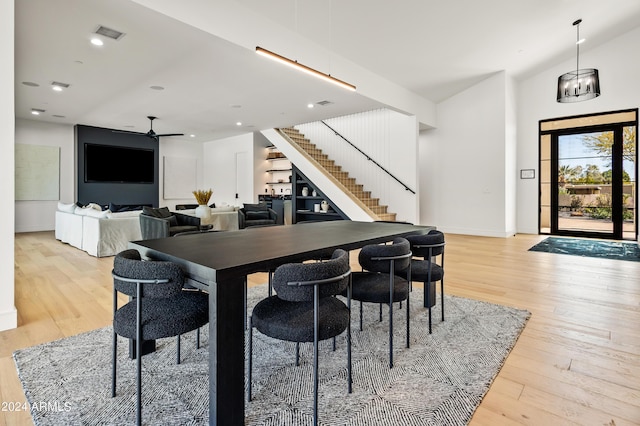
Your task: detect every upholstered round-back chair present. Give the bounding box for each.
[111,249,208,426]
[399,230,446,334]
[350,237,412,368]
[248,249,352,426]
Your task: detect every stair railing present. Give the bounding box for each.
[320,121,416,194]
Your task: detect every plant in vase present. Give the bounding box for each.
[193,189,213,218]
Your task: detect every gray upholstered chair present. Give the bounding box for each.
[111,249,208,426]
[350,237,412,368]
[248,249,352,426]
[139,206,201,239]
[238,203,278,228]
[397,230,445,334]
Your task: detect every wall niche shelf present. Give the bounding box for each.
[264,146,292,196]
[291,166,346,224]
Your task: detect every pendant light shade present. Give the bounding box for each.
[556,19,601,103]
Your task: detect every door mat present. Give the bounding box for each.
[529,237,640,262]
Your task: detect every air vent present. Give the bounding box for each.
[94,25,125,40]
[316,100,333,106]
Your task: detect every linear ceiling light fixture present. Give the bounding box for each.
[556,19,600,103]
[256,46,356,91]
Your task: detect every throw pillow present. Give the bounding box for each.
[246,211,270,220]
[142,206,171,218]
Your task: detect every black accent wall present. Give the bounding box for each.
[76,125,159,208]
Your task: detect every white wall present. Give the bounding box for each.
[202,133,254,206]
[420,72,514,237]
[14,119,75,232]
[517,26,640,234]
[1,0,16,330]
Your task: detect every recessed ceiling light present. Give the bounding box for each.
[150,85,165,91]
[51,81,70,92]
[90,38,104,46]
[52,115,65,118]
[190,134,196,138]
[236,122,242,126]
[31,108,45,115]
[307,103,314,108]
[22,81,39,87]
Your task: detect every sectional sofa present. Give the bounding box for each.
[54,202,143,257]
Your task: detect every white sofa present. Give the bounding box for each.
[55,203,142,257]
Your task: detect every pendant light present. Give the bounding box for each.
[556,19,600,103]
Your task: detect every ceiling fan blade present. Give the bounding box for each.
[156,133,184,137]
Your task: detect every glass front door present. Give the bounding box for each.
[554,127,636,239]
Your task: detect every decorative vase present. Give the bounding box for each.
[195,204,211,219]
[321,200,329,212]
[301,187,309,197]
[312,189,317,197]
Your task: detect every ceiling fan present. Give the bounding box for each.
[113,116,184,140]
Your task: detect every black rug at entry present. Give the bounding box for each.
[14,286,530,426]
[529,237,640,262]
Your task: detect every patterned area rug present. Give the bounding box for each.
[529,237,640,262]
[14,285,529,426]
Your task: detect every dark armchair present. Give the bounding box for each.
[139,206,201,239]
[238,203,278,229]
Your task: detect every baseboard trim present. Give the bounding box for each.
[0,306,18,332]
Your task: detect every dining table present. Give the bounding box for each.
[129,220,432,425]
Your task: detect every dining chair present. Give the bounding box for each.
[111,249,209,426]
[350,237,412,368]
[247,249,352,426]
[397,230,445,334]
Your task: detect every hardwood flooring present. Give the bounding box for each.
[2,231,639,425]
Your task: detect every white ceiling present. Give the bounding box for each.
[14,0,640,142]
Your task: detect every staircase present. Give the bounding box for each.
[279,127,397,222]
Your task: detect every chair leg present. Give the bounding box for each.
[441,279,445,321]
[247,315,253,402]
[244,278,248,330]
[388,276,394,369]
[427,282,432,334]
[332,336,336,352]
[196,328,201,349]
[135,286,142,426]
[295,342,300,366]
[111,289,117,398]
[347,277,353,393]
[176,335,181,365]
[313,285,320,426]
[359,301,363,331]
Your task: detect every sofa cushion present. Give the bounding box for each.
[85,208,111,219]
[57,202,77,213]
[110,203,148,213]
[167,215,178,227]
[142,206,172,218]
[245,219,276,227]
[243,203,268,212]
[246,210,270,220]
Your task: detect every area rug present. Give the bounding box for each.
[14,285,530,426]
[529,237,640,262]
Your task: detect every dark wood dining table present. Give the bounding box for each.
[129,220,432,425]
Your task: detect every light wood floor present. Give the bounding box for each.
[2,231,639,425]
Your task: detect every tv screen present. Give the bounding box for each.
[84,143,155,183]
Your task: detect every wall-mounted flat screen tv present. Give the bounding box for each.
[84,143,155,183]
